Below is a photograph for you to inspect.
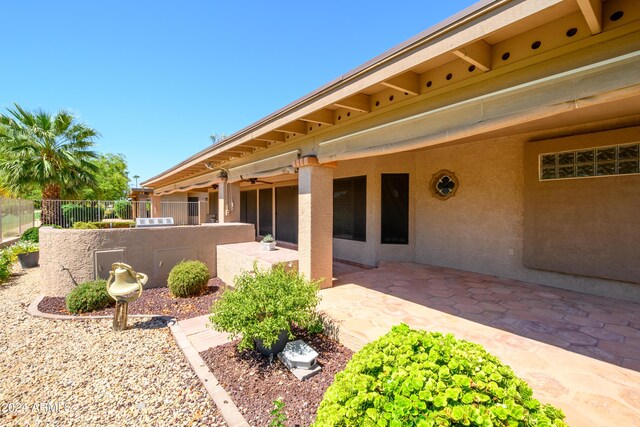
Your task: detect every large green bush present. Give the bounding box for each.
[113,200,132,219]
[65,280,114,314]
[61,203,104,227]
[315,324,567,427]
[168,260,210,298]
[20,226,40,243]
[209,265,320,351]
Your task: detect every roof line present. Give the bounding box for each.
[142,0,507,186]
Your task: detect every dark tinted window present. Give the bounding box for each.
[258,188,273,236]
[333,176,366,241]
[240,190,257,235]
[381,174,409,244]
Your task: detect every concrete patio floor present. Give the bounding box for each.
[319,261,640,426]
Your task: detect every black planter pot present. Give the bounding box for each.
[18,251,39,268]
[254,329,289,356]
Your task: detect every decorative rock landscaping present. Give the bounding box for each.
[0,268,226,426]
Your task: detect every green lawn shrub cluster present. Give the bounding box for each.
[168,260,210,298]
[315,324,567,427]
[209,265,320,351]
[0,249,12,283]
[72,221,134,229]
[65,279,114,314]
[20,226,40,243]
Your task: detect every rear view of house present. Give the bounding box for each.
[142,0,640,301]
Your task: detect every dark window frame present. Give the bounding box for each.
[381,173,409,245]
[333,176,367,242]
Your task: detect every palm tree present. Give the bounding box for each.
[132,175,140,187]
[0,103,100,224]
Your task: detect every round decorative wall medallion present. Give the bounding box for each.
[430,170,459,200]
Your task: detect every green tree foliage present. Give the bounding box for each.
[0,103,99,199]
[0,104,99,224]
[76,153,129,200]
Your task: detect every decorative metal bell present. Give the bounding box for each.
[106,263,147,331]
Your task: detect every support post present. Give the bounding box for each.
[113,300,129,331]
[218,180,241,223]
[150,195,162,218]
[296,156,335,289]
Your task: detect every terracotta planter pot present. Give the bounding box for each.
[254,329,289,356]
[18,251,39,268]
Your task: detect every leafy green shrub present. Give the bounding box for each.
[65,280,114,314]
[72,221,98,229]
[210,265,320,351]
[0,249,13,283]
[168,260,210,298]
[315,324,567,427]
[114,200,132,219]
[20,226,40,243]
[10,240,39,255]
[61,203,104,227]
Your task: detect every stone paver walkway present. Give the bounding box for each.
[321,261,640,426]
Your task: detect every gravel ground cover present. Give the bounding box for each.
[38,279,225,320]
[201,329,353,426]
[0,267,226,426]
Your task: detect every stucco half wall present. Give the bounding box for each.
[40,224,255,297]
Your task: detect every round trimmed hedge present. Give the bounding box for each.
[168,260,210,297]
[65,280,114,314]
[315,324,567,427]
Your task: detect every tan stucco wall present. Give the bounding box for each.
[40,224,254,297]
[524,126,640,284]
[333,151,416,266]
[332,135,640,302]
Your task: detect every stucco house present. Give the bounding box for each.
[141,0,640,301]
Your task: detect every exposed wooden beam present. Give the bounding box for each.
[381,71,420,95]
[254,131,286,143]
[241,140,270,149]
[576,0,602,34]
[274,120,308,135]
[299,109,335,125]
[334,93,371,113]
[453,40,491,71]
[227,146,254,153]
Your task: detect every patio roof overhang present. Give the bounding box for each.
[142,0,640,191]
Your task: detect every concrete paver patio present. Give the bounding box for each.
[320,262,640,426]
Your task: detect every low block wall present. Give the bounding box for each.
[40,224,254,297]
[217,242,298,286]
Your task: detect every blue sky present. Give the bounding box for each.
[2,0,477,185]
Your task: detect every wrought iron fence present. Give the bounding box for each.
[37,199,203,228]
[0,198,35,244]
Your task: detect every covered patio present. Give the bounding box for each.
[320,262,640,426]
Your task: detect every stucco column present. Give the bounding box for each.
[297,156,334,289]
[150,195,161,218]
[218,180,241,223]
